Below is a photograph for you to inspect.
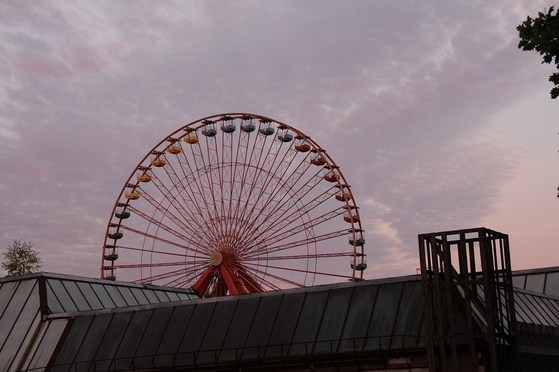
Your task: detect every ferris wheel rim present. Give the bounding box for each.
[101,113,366,295]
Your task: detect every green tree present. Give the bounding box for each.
[1,240,42,276]
[517,6,559,98]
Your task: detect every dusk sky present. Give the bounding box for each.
[1,1,557,280]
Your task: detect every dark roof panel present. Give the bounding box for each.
[47,279,78,312]
[265,292,305,359]
[365,282,405,351]
[26,319,68,371]
[545,271,559,296]
[76,282,104,310]
[391,281,425,349]
[242,295,282,360]
[90,283,116,308]
[52,316,93,369]
[339,284,378,353]
[314,286,353,355]
[514,289,559,327]
[177,302,216,357]
[201,299,238,350]
[512,266,559,297]
[0,279,40,372]
[0,281,19,317]
[94,312,133,370]
[113,310,153,370]
[219,296,260,363]
[289,290,330,357]
[134,306,174,368]
[154,305,194,365]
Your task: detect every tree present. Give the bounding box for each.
[1,240,42,276]
[517,6,559,99]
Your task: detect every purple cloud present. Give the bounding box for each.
[0,0,557,280]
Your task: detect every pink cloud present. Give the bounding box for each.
[18,54,73,78]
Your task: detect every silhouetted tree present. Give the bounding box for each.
[1,240,42,276]
[517,6,559,99]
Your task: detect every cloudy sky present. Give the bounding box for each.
[1,0,557,280]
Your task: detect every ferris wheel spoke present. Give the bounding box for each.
[141,260,211,285]
[164,270,201,288]
[202,129,224,224]
[198,133,230,239]
[250,174,335,240]
[254,168,326,230]
[128,208,209,255]
[235,264,265,292]
[120,225,204,254]
[227,261,284,290]
[233,167,329,251]
[251,144,313,217]
[227,120,246,235]
[243,127,322,228]
[233,169,299,243]
[230,170,302,251]
[141,172,211,242]
[249,274,282,292]
[244,261,353,280]
[182,132,219,225]
[220,124,236,221]
[208,123,226,224]
[254,193,345,247]
[179,144,229,243]
[235,151,294,231]
[238,204,345,257]
[229,262,280,292]
[114,244,209,260]
[250,138,298,203]
[233,130,281,231]
[242,251,353,261]
[245,229,348,258]
[149,168,224,247]
[175,140,217,220]
[221,165,263,249]
[229,131,255,228]
[162,264,210,288]
[126,204,207,251]
[240,263,307,288]
[136,267,191,284]
[152,157,216,235]
[112,261,189,269]
[159,151,208,220]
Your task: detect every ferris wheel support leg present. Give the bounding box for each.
[192,266,216,297]
[213,277,228,297]
[219,264,244,295]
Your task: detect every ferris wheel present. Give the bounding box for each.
[101,113,366,297]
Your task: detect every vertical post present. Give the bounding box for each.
[418,235,437,371]
[457,234,479,372]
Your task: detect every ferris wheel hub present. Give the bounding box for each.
[210,251,223,266]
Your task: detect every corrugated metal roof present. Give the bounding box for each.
[0,273,197,371]
[514,288,559,327]
[1,269,558,371]
[512,266,559,297]
[47,277,431,370]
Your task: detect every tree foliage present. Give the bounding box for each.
[517,6,559,99]
[1,240,42,276]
